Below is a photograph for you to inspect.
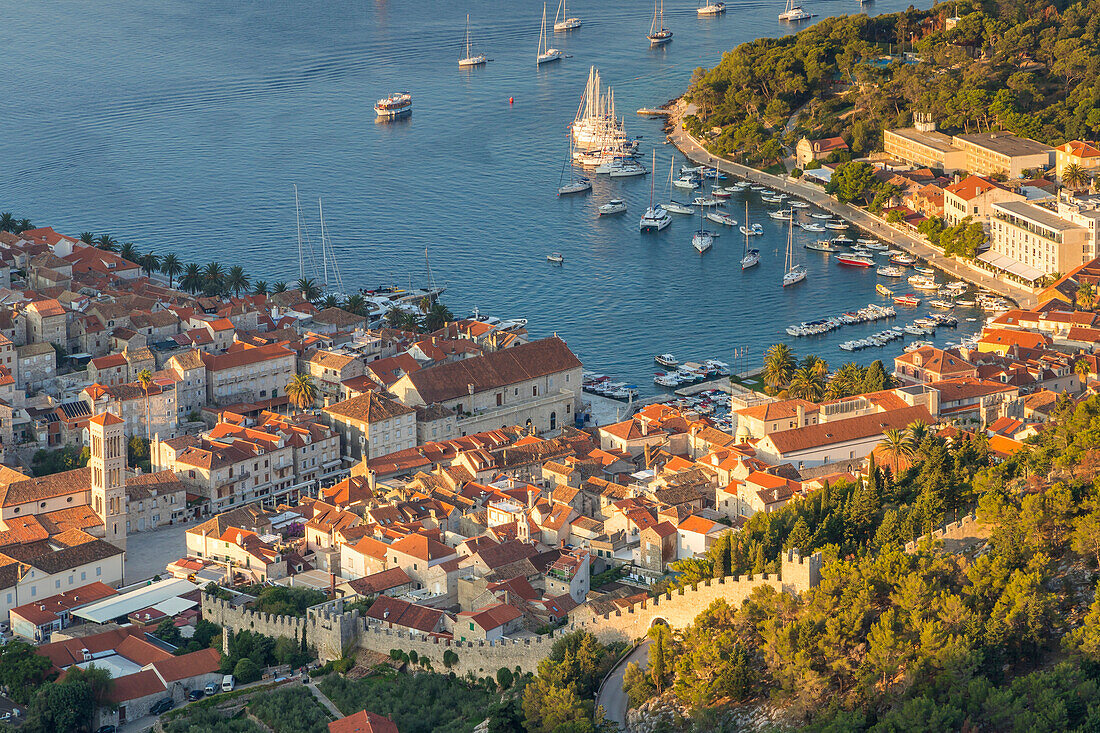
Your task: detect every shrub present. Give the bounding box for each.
[233,658,261,684]
[249,686,331,733]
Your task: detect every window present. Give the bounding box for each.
[470,622,475,631]
[31,587,36,597]
[55,580,61,589]
[96,567,102,576]
[81,572,86,581]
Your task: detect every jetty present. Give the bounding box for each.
[637,107,670,116]
[665,102,1037,309]
[675,378,732,397]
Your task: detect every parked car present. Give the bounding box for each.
[221,675,234,692]
[204,682,218,696]
[150,697,174,715]
[96,726,116,733]
[186,689,204,702]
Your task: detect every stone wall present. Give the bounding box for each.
[202,551,823,677]
[904,510,978,553]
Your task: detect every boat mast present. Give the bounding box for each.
[539,4,547,56]
[318,198,328,290]
[294,184,304,282]
[649,150,656,209]
[744,200,749,256]
[465,14,471,58]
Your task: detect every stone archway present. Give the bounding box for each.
[649,616,669,628]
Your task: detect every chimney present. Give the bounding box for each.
[795,403,805,426]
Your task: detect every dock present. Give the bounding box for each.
[637,108,670,116]
[674,378,732,397]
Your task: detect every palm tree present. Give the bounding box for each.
[202,262,226,295]
[180,263,204,294]
[118,242,138,262]
[1064,163,1089,190]
[0,214,16,233]
[1076,358,1091,385]
[878,428,916,476]
[14,219,31,234]
[320,294,340,310]
[787,367,824,401]
[343,293,366,315]
[252,280,268,296]
[95,234,117,252]
[286,373,318,411]
[762,343,796,392]
[824,373,855,401]
[272,281,288,294]
[78,231,96,244]
[423,302,454,332]
[296,278,321,301]
[1077,281,1095,310]
[399,312,422,333]
[160,253,182,289]
[907,419,930,445]
[137,369,153,441]
[226,265,250,297]
[138,252,160,276]
[385,306,405,329]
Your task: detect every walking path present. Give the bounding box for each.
[307,681,344,720]
[665,104,1037,309]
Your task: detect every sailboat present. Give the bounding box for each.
[640,151,672,231]
[665,160,693,214]
[647,0,673,44]
[782,215,806,286]
[740,202,760,269]
[778,0,812,21]
[458,15,489,67]
[558,134,592,195]
[697,0,727,15]
[554,0,582,31]
[537,4,564,65]
[692,189,715,253]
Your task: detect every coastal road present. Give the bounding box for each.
[666,105,1037,309]
[597,640,651,730]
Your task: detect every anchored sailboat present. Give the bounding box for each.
[741,202,760,269]
[640,150,671,231]
[665,159,693,214]
[537,4,564,64]
[554,0,582,31]
[458,15,489,67]
[782,215,806,286]
[647,0,673,44]
[558,134,591,195]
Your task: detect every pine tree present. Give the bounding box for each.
[786,517,812,552]
[752,544,766,574]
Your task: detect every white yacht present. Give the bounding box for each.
[648,0,673,43]
[692,202,714,252]
[778,0,812,20]
[537,4,564,64]
[374,92,412,118]
[640,205,672,231]
[741,202,760,269]
[553,0,582,31]
[706,211,737,226]
[698,0,727,15]
[664,160,693,213]
[782,217,806,286]
[458,15,489,67]
[599,199,627,215]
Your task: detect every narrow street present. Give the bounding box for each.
[596,640,651,730]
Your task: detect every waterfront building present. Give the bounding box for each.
[1056,191,1100,262]
[883,117,967,173]
[950,132,1054,179]
[986,200,1089,280]
[1055,140,1100,181]
[942,175,1023,227]
[796,136,849,168]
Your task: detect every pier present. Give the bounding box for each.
[665,103,1038,309]
[637,107,671,116]
[674,378,732,396]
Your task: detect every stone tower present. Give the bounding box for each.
[89,411,127,550]
[781,549,823,593]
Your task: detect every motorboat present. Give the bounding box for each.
[547,252,564,264]
[647,0,673,44]
[553,0,581,31]
[693,196,723,206]
[790,201,810,208]
[673,176,701,189]
[609,163,648,177]
[831,235,853,245]
[640,205,672,231]
[835,253,874,267]
[740,223,764,236]
[877,266,905,277]
[910,275,940,290]
[693,230,714,253]
[599,199,627,215]
[894,294,921,306]
[891,253,918,266]
[710,187,732,198]
[778,0,812,20]
[537,4,564,64]
[707,211,737,226]
[769,209,793,220]
[374,92,412,118]
[458,15,490,67]
[805,240,841,252]
[811,213,831,219]
[862,241,888,251]
[698,0,726,14]
[914,266,935,275]
[655,353,679,367]
[876,284,893,297]
[665,201,693,214]
[800,223,826,232]
[929,299,954,309]
[824,221,849,230]
[681,164,705,175]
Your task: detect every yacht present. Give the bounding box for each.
[553,0,582,31]
[805,240,841,252]
[673,175,700,189]
[779,0,813,21]
[458,15,489,67]
[782,217,806,286]
[706,211,737,226]
[877,265,905,277]
[537,4,564,64]
[769,209,793,220]
[666,202,693,214]
[692,230,714,253]
[374,92,412,118]
[891,253,918,266]
[741,202,760,269]
[609,163,647,177]
[800,223,826,232]
[655,353,679,367]
[558,135,591,195]
[647,0,673,44]
[599,199,627,215]
[698,0,727,15]
[835,253,874,267]
[640,205,672,231]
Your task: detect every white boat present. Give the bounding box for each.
[640,152,670,231]
[811,213,831,219]
[673,176,700,189]
[778,0,812,21]
[374,92,412,118]
[537,4,564,64]
[655,353,679,367]
[698,0,726,15]
[558,132,591,195]
[741,202,760,269]
[458,15,489,67]
[599,199,627,215]
[553,0,582,31]
[693,196,723,206]
[877,266,905,277]
[664,160,693,214]
[782,216,806,286]
[647,0,673,44]
[547,252,564,263]
[609,164,647,177]
[805,240,841,252]
[824,221,849,230]
[707,211,737,226]
[693,201,714,253]
[800,223,826,232]
[769,209,793,220]
[790,201,810,208]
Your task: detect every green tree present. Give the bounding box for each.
[252,280,268,295]
[226,265,250,297]
[827,161,876,204]
[180,263,204,294]
[622,661,656,708]
[234,657,262,683]
[423,302,454,332]
[1064,163,1089,190]
[203,261,226,295]
[286,373,317,411]
[95,233,117,252]
[118,241,137,262]
[495,666,514,690]
[160,253,182,288]
[138,251,160,276]
[272,281,288,293]
[296,278,322,301]
[762,343,796,392]
[0,640,51,704]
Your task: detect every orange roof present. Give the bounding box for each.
[329,711,399,733]
[1059,140,1100,159]
[988,433,1026,458]
[978,328,1051,349]
[678,515,719,534]
[88,411,124,427]
[944,174,1003,201]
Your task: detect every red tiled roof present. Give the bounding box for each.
[329,711,399,733]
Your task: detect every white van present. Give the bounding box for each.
[221,675,235,692]
[204,682,218,696]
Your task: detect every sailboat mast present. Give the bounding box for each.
[465,14,471,58]
[294,184,304,282]
[744,201,749,255]
[318,198,328,290]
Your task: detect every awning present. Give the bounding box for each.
[72,578,203,624]
[977,251,1045,283]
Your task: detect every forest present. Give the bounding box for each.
[619,394,1100,731]
[685,0,1100,165]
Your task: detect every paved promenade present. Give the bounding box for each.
[664,106,1037,309]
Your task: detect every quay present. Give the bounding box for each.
[637,107,671,116]
[674,378,732,397]
[665,103,1037,309]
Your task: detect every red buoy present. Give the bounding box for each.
[509,97,514,104]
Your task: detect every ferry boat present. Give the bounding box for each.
[876,284,894,297]
[836,253,874,267]
[374,92,412,118]
[894,294,921,306]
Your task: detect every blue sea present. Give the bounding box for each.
[0,0,973,392]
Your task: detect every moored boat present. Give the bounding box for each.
[894,294,921,306]
[836,253,874,267]
[876,283,894,297]
[374,92,412,118]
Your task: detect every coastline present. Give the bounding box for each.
[662,101,1038,310]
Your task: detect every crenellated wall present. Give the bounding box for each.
[202,551,824,676]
